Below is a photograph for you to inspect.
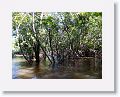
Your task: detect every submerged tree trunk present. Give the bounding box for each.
[33,41,40,66]
[32,12,41,67]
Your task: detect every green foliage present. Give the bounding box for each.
[12,12,102,61]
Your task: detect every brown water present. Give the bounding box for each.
[12,55,35,79]
[12,55,101,79]
[12,55,52,79]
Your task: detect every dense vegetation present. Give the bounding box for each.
[12,12,102,79]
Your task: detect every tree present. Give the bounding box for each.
[12,12,102,71]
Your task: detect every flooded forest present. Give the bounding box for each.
[12,12,102,79]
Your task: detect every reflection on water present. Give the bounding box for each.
[12,55,50,79]
[12,55,34,79]
[12,55,101,79]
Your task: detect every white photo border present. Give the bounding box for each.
[0,0,114,91]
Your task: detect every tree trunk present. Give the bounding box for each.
[40,45,52,64]
[48,30,55,70]
[33,41,40,66]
